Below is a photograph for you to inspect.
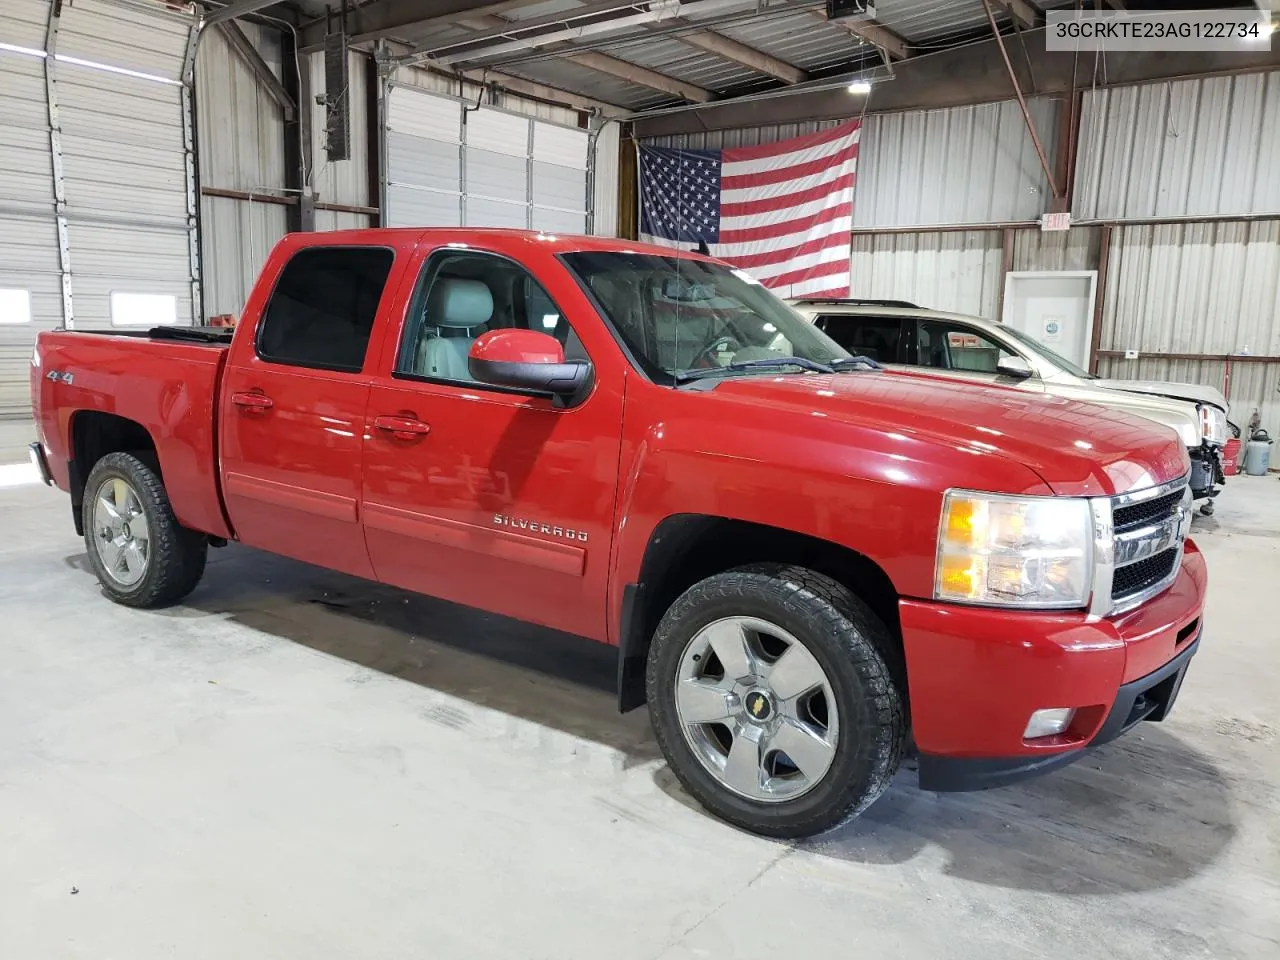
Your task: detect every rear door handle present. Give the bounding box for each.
[231,392,273,411]
[374,415,431,440]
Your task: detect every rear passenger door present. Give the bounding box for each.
[219,243,401,578]
[813,315,904,364]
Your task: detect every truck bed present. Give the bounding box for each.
[32,327,234,540]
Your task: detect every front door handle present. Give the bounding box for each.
[374,415,431,441]
[231,391,274,412]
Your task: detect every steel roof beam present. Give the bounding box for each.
[202,0,282,27]
[990,0,1039,30]
[297,0,560,51]
[675,28,808,84]
[456,14,716,102]
[817,12,908,60]
[215,21,296,119]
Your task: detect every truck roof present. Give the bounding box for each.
[283,227,718,262]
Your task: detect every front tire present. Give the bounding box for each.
[82,452,208,608]
[646,565,905,838]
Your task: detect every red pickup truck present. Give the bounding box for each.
[30,229,1206,838]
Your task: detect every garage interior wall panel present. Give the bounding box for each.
[384,83,590,232]
[1100,220,1280,434]
[1011,226,1102,273]
[199,198,287,321]
[308,49,371,209]
[385,85,461,228]
[591,120,620,236]
[0,46,60,414]
[56,60,193,328]
[851,230,1003,318]
[196,23,288,319]
[58,0,191,80]
[853,98,1059,228]
[1074,72,1280,220]
[0,6,59,419]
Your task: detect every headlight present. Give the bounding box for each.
[935,491,1093,608]
[1198,405,1228,445]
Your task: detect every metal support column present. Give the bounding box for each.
[585,113,601,236]
[181,21,204,324]
[44,0,73,329]
[526,116,535,230]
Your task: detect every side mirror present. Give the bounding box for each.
[468,329,593,406]
[997,355,1033,379]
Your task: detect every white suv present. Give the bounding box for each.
[790,298,1230,512]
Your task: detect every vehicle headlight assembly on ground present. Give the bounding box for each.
[935,491,1093,608]
[1199,404,1228,446]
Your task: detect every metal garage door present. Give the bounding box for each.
[0,0,61,419]
[383,84,590,233]
[56,0,199,329]
[0,0,198,424]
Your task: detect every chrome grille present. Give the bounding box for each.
[1103,475,1192,613]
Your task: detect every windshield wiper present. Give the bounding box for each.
[673,356,835,383]
[830,354,883,371]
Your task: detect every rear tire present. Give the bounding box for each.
[82,452,207,608]
[646,564,905,838]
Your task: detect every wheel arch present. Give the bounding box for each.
[68,411,159,536]
[617,514,905,712]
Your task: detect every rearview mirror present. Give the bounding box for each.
[662,277,716,302]
[468,329,593,406]
[997,355,1033,379]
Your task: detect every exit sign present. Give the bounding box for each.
[1041,212,1071,232]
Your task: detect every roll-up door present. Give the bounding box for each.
[56,0,197,330]
[383,83,592,234]
[0,0,198,426]
[0,0,59,420]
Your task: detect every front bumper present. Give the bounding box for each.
[901,542,1207,792]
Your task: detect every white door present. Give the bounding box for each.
[1001,270,1098,370]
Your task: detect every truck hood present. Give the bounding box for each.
[706,370,1189,497]
[1095,378,1229,413]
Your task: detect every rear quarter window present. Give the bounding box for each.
[257,246,395,372]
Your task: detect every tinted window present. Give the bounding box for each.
[397,251,586,384]
[816,315,901,363]
[916,320,1015,373]
[257,247,395,372]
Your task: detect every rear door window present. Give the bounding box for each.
[257,246,395,372]
[814,315,902,363]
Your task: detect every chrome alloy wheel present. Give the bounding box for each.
[675,616,840,803]
[92,477,150,587]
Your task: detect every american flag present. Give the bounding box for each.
[638,121,860,299]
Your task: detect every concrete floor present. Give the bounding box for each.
[1,476,1277,960]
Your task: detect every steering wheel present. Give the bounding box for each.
[692,334,742,369]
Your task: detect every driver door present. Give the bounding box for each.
[360,245,626,640]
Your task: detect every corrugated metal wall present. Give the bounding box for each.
[309,48,372,214]
[854,98,1059,228]
[196,22,288,319]
[1011,226,1101,273]
[851,230,1003,317]
[1102,220,1280,356]
[1075,72,1280,221]
[1100,219,1280,433]
[591,119,620,237]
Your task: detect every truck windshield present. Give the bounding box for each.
[1000,325,1096,379]
[561,251,853,383]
